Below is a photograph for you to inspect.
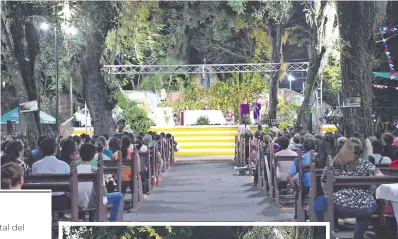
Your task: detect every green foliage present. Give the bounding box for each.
[104,2,164,65]
[63,226,167,239]
[63,226,323,239]
[159,73,267,123]
[277,98,300,126]
[196,116,210,125]
[164,110,170,124]
[241,115,252,125]
[279,121,289,130]
[322,47,341,106]
[115,90,154,133]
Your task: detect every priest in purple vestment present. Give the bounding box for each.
[240,99,250,120]
[252,99,261,124]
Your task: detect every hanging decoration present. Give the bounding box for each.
[373,84,398,90]
[380,27,397,80]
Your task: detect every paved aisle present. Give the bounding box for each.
[124,158,293,222]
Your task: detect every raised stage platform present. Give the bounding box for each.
[150,125,240,156]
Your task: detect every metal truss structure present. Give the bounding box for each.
[103,62,309,75]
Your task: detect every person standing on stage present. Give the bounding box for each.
[240,98,250,122]
[252,98,262,124]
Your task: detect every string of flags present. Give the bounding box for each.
[380,27,397,80]
[373,84,398,90]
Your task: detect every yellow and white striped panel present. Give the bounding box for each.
[151,126,238,156]
[72,128,94,135]
[321,124,338,134]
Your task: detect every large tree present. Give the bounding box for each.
[295,1,338,131]
[1,1,49,146]
[337,1,387,136]
[71,2,123,136]
[250,1,293,120]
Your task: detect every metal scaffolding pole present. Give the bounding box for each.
[103,62,309,75]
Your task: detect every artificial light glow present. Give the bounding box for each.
[68,26,77,35]
[62,24,78,35]
[40,22,50,31]
[288,75,295,81]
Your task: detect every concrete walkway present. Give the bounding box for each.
[124,158,293,222]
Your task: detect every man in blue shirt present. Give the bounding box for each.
[31,136,47,163]
[32,138,70,211]
[287,138,315,220]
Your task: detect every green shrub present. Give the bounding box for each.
[115,90,154,133]
[279,121,288,130]
[196,116,210,125]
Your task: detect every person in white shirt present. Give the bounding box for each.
[370,140,391,164]
[32,138,70,211]
[238,117,251,136]
[78,143,122,222]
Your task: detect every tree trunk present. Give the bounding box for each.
[1,2,41,147]
[77,2,122,136]
[268,19,283,120]
[337,1,387,137]
[295,1,332,132]
[295,43,326,131]
[81,37,116,136]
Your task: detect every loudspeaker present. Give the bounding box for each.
[6,120,16,135]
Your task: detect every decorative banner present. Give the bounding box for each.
[373,84,398,90]
[380,27,397,79]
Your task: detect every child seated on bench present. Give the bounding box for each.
[287,138,315,219]
[314,138,384,239]
[78,143,122,222]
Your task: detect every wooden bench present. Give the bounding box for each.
[121,153,143,209]
[23,157,106,227]
[295,150,313,222]
[137,150,152,194]
[255,142,271,193]
[324,159,398,239]
[272,153,299,207]
[150,146,158,187]
[264,145,274,198]
[307,157,324,222]
[170,136,176,166]
[234,136,239,165]
[103,151,122,192]
[256,142,265,189]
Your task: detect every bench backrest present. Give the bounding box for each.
[325,157,398,238]
[103,150,122,192]
[23,163,79,220]
[23,156,106,221]
[379,167,398,176]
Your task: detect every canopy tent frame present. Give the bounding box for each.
[103,62,310,126]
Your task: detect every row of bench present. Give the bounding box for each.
[22,137,175,237]
[234,136,398,239]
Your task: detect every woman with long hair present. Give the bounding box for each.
[109,137,120,154]
[315,138,383,239]
[60,139,80,165]
[112,136,137,199]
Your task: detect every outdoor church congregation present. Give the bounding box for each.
[3,122,398,238]
[5,0,398,239]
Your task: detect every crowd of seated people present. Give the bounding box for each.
[244,124,398,238]
[0,130,177,222]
